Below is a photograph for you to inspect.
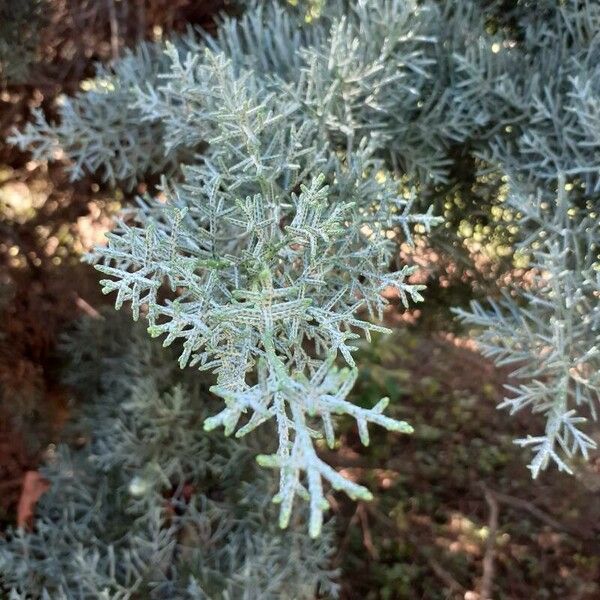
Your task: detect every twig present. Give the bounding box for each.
[480,486,499,600]
[75,295,102,319]
[487,487,591,540]
[419,545,467,596]
[107,0,120,63]
[137,0,146,42]
[357,502,379,560]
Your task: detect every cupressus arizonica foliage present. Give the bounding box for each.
[455,0,600,477]
[9,0,600,537]
[0,313,338,598]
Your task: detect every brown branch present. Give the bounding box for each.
[487,487,592,540]
[75,295,102,319]
[480,486,499,600]
[418,544,467,596]
[107,0,120,63]
[357,502,379,560]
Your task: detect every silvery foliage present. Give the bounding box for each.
[483,0,600,195]
[455,183,600,477]
[9,40,196,189]
[456,1,600,477]
[194,0,504,184]
[95,49,433,537]
[13,0,515,536]
[0,313,338,599]
[7,0,600,488]
[10,0,505,187]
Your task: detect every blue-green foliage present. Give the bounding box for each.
[455,184,600,477]
[9,0,600,528]
[12,1,505,186]
[12,42,187,188]
[44,0,452,535]
[456,1,600,476]
[0,313,338,599]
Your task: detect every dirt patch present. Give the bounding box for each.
[331,330,600,599]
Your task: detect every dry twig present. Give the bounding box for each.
[357,502,379,560]
[480,485,499,600]
[483,486,596,541]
